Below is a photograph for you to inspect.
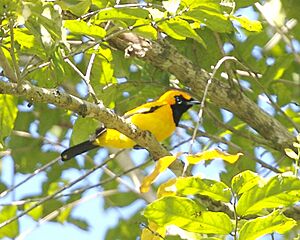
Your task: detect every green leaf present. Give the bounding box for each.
[104,191,138,208]
[92,0,108,9]
[231,170,262,195]
[96,7,149,21]
[132,19,157,40]
[10,135,58,173]
[64,20,106,39]
[239,210,297,240]
[70,117,100,145]
[181,0,220,9]
[262,54,294,85]
[230,16,262,32]
[106,211,144,239]
[58,0,91,16]
[236,0,259,9]
[181,2,233,33]
[30,47,67,87]
[175,176,231,202]
[0,206,19,238]
[236,174,300,216]
[14,29,36,49]
[0,95,18,146]
[68,216,89,230]
[90,48,117,98]
[57,206,72,223]
[143,196,233,234]
[158,17,205,46]
[24,202,43,221]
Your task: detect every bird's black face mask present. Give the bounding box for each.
[171,95,200,126]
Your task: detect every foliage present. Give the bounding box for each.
[0,0,300,239]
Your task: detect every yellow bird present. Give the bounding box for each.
[61,89,199,161]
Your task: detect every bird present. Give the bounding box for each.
[61,89,200,161]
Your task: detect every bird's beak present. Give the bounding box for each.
[187,98,200,105]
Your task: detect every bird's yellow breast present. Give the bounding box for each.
[94,104,176,148]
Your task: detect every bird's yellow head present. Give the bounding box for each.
[158,90,193,105]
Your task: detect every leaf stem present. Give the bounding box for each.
[9,17,21,83]
[232,191,239,240]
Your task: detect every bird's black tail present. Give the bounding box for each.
[61,140,98,161]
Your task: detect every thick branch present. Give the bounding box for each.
[0,80,184,175]
[110,34,295,152]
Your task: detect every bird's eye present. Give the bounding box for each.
[175,96,182,104]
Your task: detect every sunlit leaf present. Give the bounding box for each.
[284,148,299,160]
[239,210,297,240]
[231,170,262,195]
[158,17,205,46]
[132,19,157,40]
[92,0,108,9]
[0,95,18,146]
[97,7,149,21]
[230,16,263,32]
[236,174,300,216]
[158,176,231,202]
[175,176,231,202]
[141,221,166,240]
[91,47,117,96]
[0,206,19,238]
[157,178,177,198]
[140,156,177,193]
[64,20,106,39]
[57,206,72,223]
[186,149,243,164]
[181,2,233,33]
[143,196,233,234]
[25,202,43,221]
[14,29,36,49]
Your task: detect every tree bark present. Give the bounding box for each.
[110,33,296,152]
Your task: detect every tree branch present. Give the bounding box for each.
[0,80,184,175]
[109,34,295,152]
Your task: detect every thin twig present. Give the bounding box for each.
[255,3,300,63]
[232,190,238,240]
[54,159,151,198]
[12,130,64,146]
[205,107,273,147]
[189,56,237,154]
[84,44,100,103]
[1,158,152,206]
[0,154,115,229]
[180,123,282,173]
[20,55,37,79]
[16,190,117,240]
[0,157,60,198]
[23,21,150,77]
[232,58,300,133]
